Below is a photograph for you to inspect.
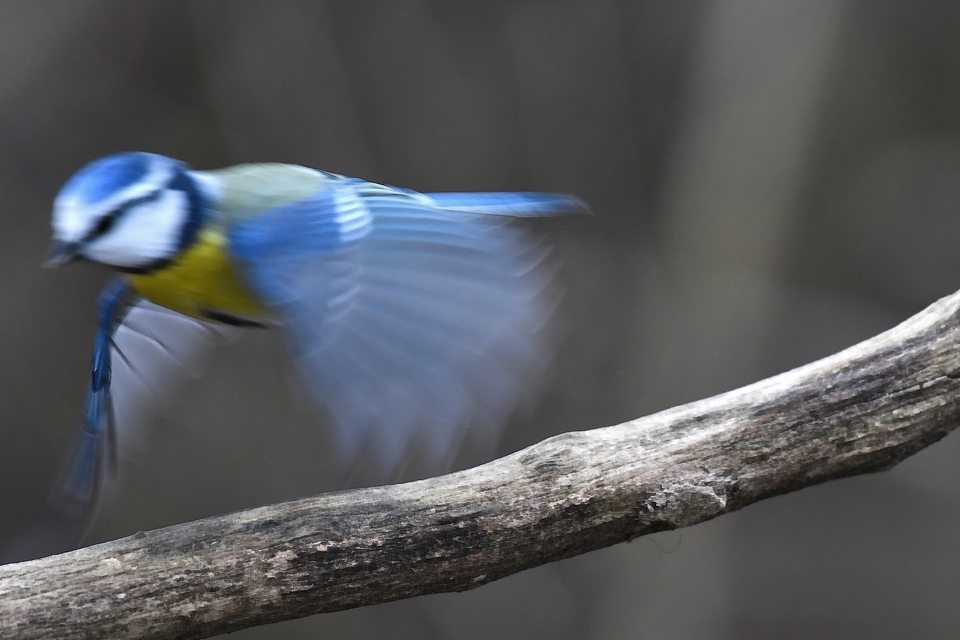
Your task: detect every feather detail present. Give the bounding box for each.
[228,178,571,474]
[425,192,590,217]
[50,279,128,519]
[50,285,233,524]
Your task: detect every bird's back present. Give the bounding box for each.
[208,163,330,223]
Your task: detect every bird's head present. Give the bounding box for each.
[46,152,207,273]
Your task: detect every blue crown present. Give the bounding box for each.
[60,152,176,206]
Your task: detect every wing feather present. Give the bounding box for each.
[52,296,233,521]
[229,181,566,473]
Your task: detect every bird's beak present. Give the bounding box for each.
[43,240,81,268]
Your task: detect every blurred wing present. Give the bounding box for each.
[229,180,573,471]
[425,191,590,217]
[52,293,233,520]
[109,300,236,455]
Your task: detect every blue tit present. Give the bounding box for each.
[45,151,588,520]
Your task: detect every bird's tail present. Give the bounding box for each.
[425,192,590,217]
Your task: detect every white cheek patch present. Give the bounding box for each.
[84,189,189,268]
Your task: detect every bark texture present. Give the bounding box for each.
[5,290,960,640]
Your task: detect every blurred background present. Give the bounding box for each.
[4,0,960,638]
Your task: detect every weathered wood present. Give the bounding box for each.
[5,290,960,640]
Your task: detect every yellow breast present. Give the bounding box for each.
[129,227,267,322]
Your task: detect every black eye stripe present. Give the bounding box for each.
[83,189,164,243]
[91,209,121,237]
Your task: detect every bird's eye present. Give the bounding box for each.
[91,209,121,239]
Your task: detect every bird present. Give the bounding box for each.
[44,151,588,526]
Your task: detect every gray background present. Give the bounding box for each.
[4,1,960,638]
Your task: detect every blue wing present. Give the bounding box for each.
[229,180,582,471]
[51,286,231,523]
[50,279,127,520]
[425,192,589,217]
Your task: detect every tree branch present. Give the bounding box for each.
[5,290,960,640]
